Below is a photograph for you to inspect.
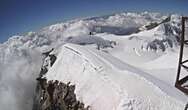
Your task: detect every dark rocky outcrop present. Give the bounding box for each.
[145,22,159,30]
[33,78,89,110]
[39,49,57,77]
[145,16,171,30]
[49,54,57,66]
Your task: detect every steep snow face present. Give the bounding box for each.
[45,45,120,110]
[45,44,186,110]
[0,12,187,110]
[130,15,181,52]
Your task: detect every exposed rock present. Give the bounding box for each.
[144,16,171,30]
[34,79,89,110]
[49,54,57,66]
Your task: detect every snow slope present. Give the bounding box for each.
[0,12,187,110]
[45,43,186,110]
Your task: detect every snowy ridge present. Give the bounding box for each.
[45,44,186,110]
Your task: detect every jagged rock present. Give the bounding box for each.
[39,49,57,77]
[49,54,57,66]
[40,67,48,76]
[33,79,89,110]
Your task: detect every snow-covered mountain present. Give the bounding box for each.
[0,12,187,110]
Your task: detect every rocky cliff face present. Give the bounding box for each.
[32,49,89,110]
[33,79,89,110]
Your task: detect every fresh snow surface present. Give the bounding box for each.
[0,12,187,110]
[45,43,187,110]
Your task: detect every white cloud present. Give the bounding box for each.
[0,49,42,110]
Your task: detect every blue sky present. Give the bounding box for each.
[0,0,188,43]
